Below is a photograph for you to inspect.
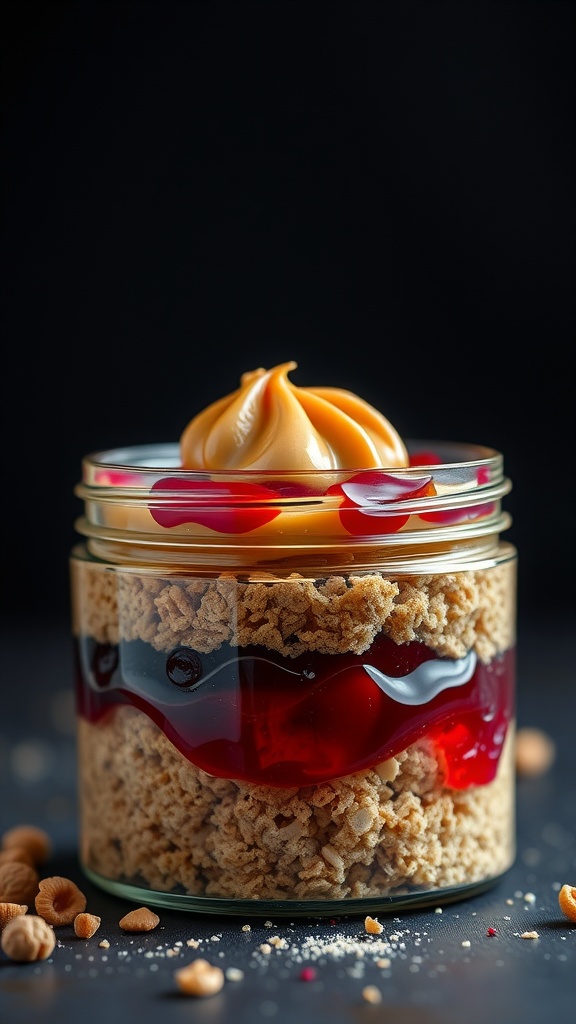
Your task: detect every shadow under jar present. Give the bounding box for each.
[70,440,517,916]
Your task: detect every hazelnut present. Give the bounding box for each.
[1,914,55,961]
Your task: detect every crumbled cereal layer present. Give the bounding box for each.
[73,557,515,902]
[78,709,514,901]
[71,560,515,662]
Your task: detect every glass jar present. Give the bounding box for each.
[70,440,516,916]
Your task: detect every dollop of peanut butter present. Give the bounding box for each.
[180,362,408,471]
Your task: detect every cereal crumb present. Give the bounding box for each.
[225,966,244,982]
[1,914,55,961]
[523,892,536,904]
[119,907,160,932]
[74,562,517,907]
[35,876,87,926]
[364,915,384,935]
[434,907,443,914]
[186,938,200,948]
[520,931,539,940]
[259,942,272,954]
[99,939,110,948]
[241,924,251,932]
[461,940,471,947]
[174,958,224,997]
[362,985,382,1004]
[558,884,576,923]
[74,912,101,939]
[515,727,556,776]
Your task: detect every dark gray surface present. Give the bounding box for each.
[1,609,574,1024]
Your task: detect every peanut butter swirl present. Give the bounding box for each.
[180,361,409,471]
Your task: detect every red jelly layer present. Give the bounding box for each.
[74,634,515,790]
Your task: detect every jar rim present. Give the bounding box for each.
[79,440,503,482]
[73,439,512,565]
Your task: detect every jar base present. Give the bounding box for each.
[81,865,512,917]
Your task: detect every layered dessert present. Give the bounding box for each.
[71,363,516,910]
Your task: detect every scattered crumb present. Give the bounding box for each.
[515,727,556,776]
[174,958,224,997]
[362,985,382,1004]
[461,940,471,948]
[99,939,110,949]
[364,916,384,935]
[225,966,244,982]
[73,913,101,939]
[520,931,539,940]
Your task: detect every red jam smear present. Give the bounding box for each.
[75,634,514,790]
[150,478,282,532]
[148,471,437,536]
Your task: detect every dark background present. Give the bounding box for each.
[1,0,574,628]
